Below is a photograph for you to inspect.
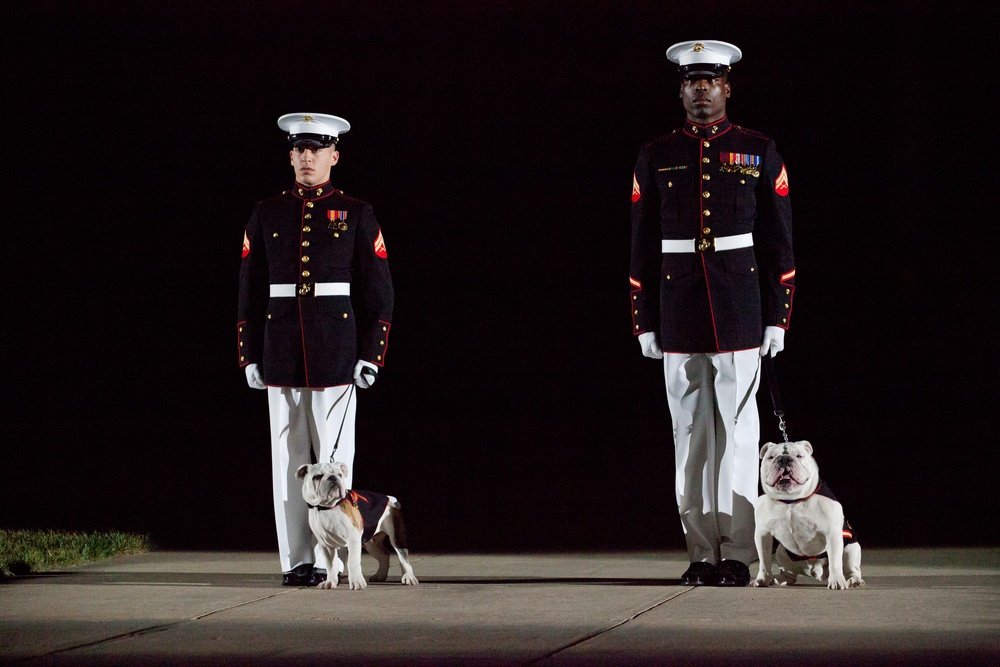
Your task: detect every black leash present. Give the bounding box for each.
[328,383,356,462]
[761,354,790,443]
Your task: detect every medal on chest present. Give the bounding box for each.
[328,210,349,233]
[718,152,761,177]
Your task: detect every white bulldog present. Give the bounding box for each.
[296,461,418,590]
[752,441,864,590]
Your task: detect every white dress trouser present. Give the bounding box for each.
[268,384,356,573]
[664,350,761,565]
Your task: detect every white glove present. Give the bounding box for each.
[245,363,265,390]
[760,326,785,357]
[353,360,378,389]
[638,331,664,359]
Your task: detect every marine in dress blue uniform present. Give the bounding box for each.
[629,42,795,586]
[238,113,394,584]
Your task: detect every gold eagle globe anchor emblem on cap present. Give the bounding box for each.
[302,115,314,122]
[693,43,705,52]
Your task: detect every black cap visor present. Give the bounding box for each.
[289,133,337,148]
[680,63,730,80]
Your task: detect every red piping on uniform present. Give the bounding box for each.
[780,268,796,329]
[299,198,310,386]
[376,320,391,367]
[682,116,733,140]
[290,180,335,201]
[629,277,644,337]
[629,288,644,336]
[696,136,723,352]
[701,254,722,352]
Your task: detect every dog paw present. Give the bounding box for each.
[827,578,849,590]
[348,577,368,591]
[774,573,796,586]
[847,577,865,588]
[401,573,419,586]
[750,576,771,587]
[317,579,337,590]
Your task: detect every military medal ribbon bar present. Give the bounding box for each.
[721,153,760,167]
[719,152,761,177]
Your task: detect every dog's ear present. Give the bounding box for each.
[296,464,311,480]
[336,461,350,477]
[800,440,813,455]
[760,443,774,459]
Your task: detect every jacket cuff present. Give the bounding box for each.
[366,320,391,367]
[237,321,252,367]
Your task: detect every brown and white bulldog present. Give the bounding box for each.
[752,441,864,590]
[296,461,418,590]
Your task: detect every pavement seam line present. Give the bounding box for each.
[526,587,696,665]
[189,589,298,620]
[27,589,297,661]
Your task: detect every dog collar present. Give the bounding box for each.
[307,489,368,512]
[777,480,825,505]
[307,502,339,512]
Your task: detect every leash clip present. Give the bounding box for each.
[774,409,789,443]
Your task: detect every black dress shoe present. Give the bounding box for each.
[307,568,328,587]
[681,561,719,586]
[716,559,751,587]
[282,563,314,586]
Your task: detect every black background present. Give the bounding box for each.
[4,1,998,554]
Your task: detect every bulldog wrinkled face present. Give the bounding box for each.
[760,441,815,494]
[297,462,350,505]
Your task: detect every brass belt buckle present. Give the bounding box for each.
[697,238,713,252]
[297,282,315,296]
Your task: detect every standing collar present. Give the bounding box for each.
[682,116,732,140]
[290,180,336,201]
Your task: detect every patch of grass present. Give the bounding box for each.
[1,529,152,578]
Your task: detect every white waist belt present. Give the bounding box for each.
[662,232,753,253]
[270,282,350,297]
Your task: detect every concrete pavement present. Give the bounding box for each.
[2,548,998,665]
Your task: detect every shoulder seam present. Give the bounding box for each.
[644,129,682,148]
[733,125,772,141]
[336,191,368,204]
